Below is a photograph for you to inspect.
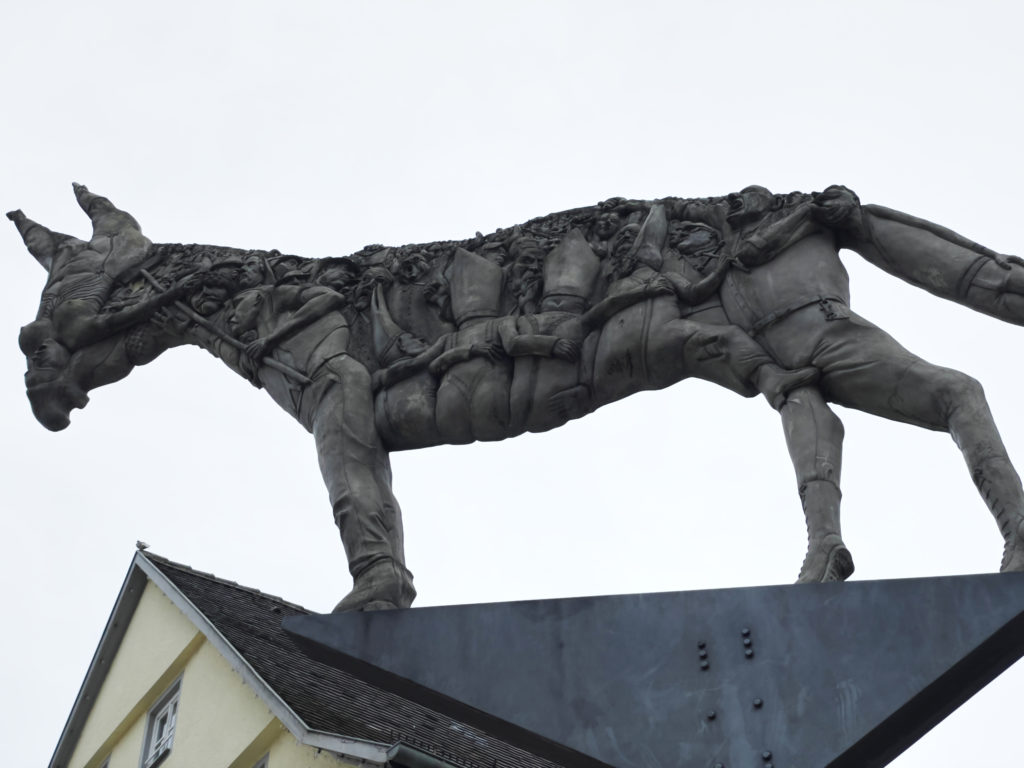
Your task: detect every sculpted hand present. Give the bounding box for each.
[151,307,191,335]
[245,337,274,362]
[471,342,506,363]
[238,352,262,387]
[552,338,580,362]
[992,253,1024,270]
[645,275,675,297]
[547,385,592,421]
[168,269,207,299]
[812,185,862,230]
[695,332,724,361]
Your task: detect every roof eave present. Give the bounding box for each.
[48,552,149,768]
[50,551,393,768]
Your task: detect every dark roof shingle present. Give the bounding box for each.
[146,553,565,768]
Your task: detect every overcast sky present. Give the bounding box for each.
[4,2,1024,766]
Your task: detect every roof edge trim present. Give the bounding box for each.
[136,553,392,765]
[49,555,149,768]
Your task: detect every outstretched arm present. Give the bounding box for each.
[580,278,674,333]
[631,203,669,270]
[244,286,345,362]
[505,334,580,361]
[55,279,190,349]
[372,336,450,390]
[662,257,732,306]
[732,203,817,268]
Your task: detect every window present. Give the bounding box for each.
[140,680,180,768]
[252,755,269,768]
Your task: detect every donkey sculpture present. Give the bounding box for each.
[13,183,1024,610]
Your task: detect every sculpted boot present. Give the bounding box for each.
[971,457,1024,572]
[333,558,417,612]
[796,479,855,583]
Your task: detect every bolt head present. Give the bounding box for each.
[743,637,752,646]
[753,698,763,708]
[697,640,706,649]
[762,751,773,760]
[700,660,710,669]
[745,649,754,658]
[699,649,708,658]
[707,710,716,720]
[741,627,751,636]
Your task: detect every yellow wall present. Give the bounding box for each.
[70,581,200,768]
[263,729,358,767]
[69,577,360,768]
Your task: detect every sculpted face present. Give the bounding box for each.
[238,259,265,289]
[669,221,721,255]
[611,224,639,262]
[190,266,239,315]
[22,336,89,431]
[227,290,264,339]
[594,211,622,240]
[317,264,358,292]
[726,185,774,227]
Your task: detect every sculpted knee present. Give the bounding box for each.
[333,356,373,391]
[936,369,986,410]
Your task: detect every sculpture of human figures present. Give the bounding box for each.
[15,183,1024,611]
[227,273,416,612]
[711,185,1024,577]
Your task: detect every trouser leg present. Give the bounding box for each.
[779,314,1024,572]
[851,205,1024,327]
[311,361,415,609]
[779,385,854,582]
[647,319,816,402]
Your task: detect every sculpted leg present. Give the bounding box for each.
[645,319,818,405]
[312,358,415,611]
[850,205,1024,326]
[803,319,1024,573]
[779,386,853,582]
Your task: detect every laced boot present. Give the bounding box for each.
[973,459,1024,572]
[796,480,854,583]
[333,558,417,612]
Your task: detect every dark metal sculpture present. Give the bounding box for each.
[12,184,1024,610]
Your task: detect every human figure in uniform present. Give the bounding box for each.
[227,273,415,611]
[715,185,1024,577]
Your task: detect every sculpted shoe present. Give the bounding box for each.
[333,558,417,612]
[1000,517,1024,572]
[797,533,855,583]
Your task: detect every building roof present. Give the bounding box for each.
[52,551,566,768]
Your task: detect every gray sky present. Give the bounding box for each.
[3,2,1024,765]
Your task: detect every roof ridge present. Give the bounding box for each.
[141,551,312,614]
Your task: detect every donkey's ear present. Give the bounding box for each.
[7,209,85,271]
[72,182,142,238]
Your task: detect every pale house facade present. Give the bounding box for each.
[50,551,560,768]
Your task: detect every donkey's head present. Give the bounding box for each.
[10,185,152,430]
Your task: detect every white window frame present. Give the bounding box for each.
[252,754,269,768]
[140,679,181,768]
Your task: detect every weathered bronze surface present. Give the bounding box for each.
[13,184,1024,609]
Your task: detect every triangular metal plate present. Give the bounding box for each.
[284,573,1024,768]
